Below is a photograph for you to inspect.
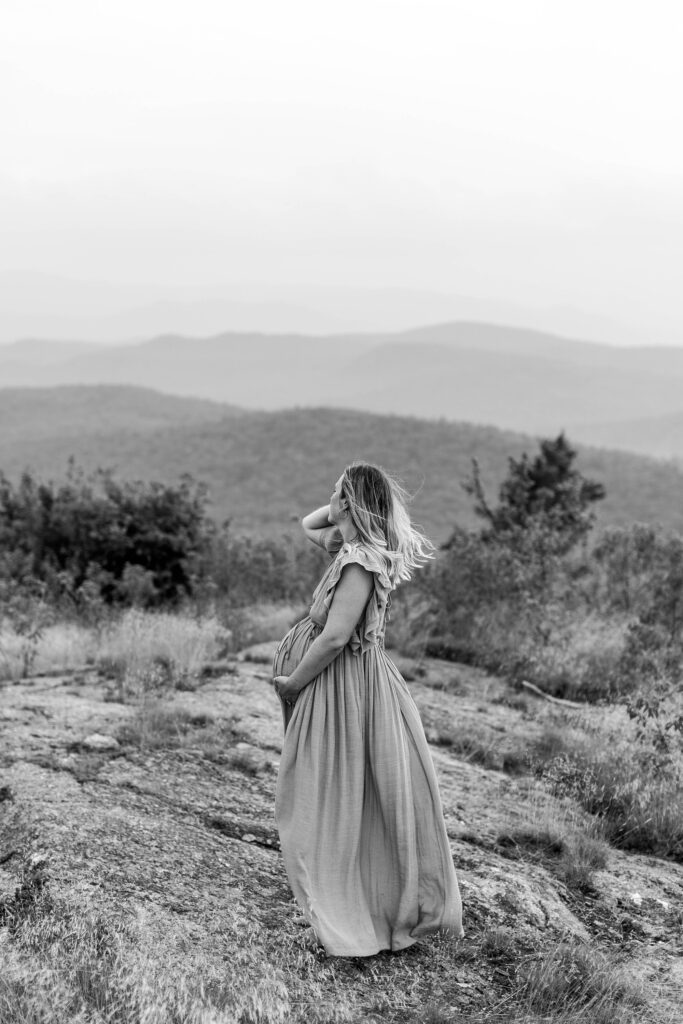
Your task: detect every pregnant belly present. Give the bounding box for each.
[273,616,321,677]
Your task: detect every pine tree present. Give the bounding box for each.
[462,432,605,549]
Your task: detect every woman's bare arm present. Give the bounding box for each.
[302,504,341,551]
[302,504,333,530]
[280,564,373,693]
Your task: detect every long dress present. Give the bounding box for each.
[273,536,464,957]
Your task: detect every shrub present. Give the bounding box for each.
[511,612,630,701]
[0,463,210,606]
[424,529,629,699]
[594,524,683,643]
[422,515,683,704]
[203,528,326,606]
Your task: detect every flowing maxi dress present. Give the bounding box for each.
[273,536,464,958]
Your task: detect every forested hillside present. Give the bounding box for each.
[0,385,238,441]
[1,394,682,540]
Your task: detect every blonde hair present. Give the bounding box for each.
[341,462,434,586]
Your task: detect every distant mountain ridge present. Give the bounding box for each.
[3,322,683,455]
[1,388,682,539]
[1,272,659,344]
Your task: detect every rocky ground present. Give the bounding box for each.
[1,644,682,1023]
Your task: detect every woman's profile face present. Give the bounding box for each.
[329,475,345,524]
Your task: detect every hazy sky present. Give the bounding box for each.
[3,1,683,331]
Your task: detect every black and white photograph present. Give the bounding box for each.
[1,1,682,1021]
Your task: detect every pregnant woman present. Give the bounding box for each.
[272,461,463,957]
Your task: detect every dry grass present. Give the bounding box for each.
[424,710,531,775]
[498,780,609,892]
[97,609,231,693]
[518,613,629,702]
[446,930,648,1024]
[0,892,294,1024]
[114,700,269,773]
[0,886,655,1024]
[531,715,683,861]
[511,941,646,1022]
[0,610,234,691]
[0,622,97,682]
[568,756,683,859]
[116,701,220,751]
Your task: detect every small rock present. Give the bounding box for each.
[82,733,120,752]
[241,834,257,843]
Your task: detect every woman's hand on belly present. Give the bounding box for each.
[274,675,300,705]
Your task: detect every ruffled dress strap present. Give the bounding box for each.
[321,541,394,655]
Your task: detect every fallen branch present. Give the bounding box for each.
[520,680,585,709]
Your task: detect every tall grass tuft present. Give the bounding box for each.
[0,893,292,1024]
[0,621,98,682]
[97,609,231,693]
[513,941,645,1021]
[498,780,609,892]
[532,722,683,860]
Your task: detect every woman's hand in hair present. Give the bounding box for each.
[302,504,341,551]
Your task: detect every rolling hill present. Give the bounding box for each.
[1,388,682,540]
[3,323,683,449]
[0,385,240,442]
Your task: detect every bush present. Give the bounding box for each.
[594,525,683,642]
[203,528,326,606]
[0,463,209,607]
[424,526,624,698]
[422,514,683,703]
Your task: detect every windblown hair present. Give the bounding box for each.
[341,462,434,586]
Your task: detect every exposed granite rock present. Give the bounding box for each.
[1,651,682,1020]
